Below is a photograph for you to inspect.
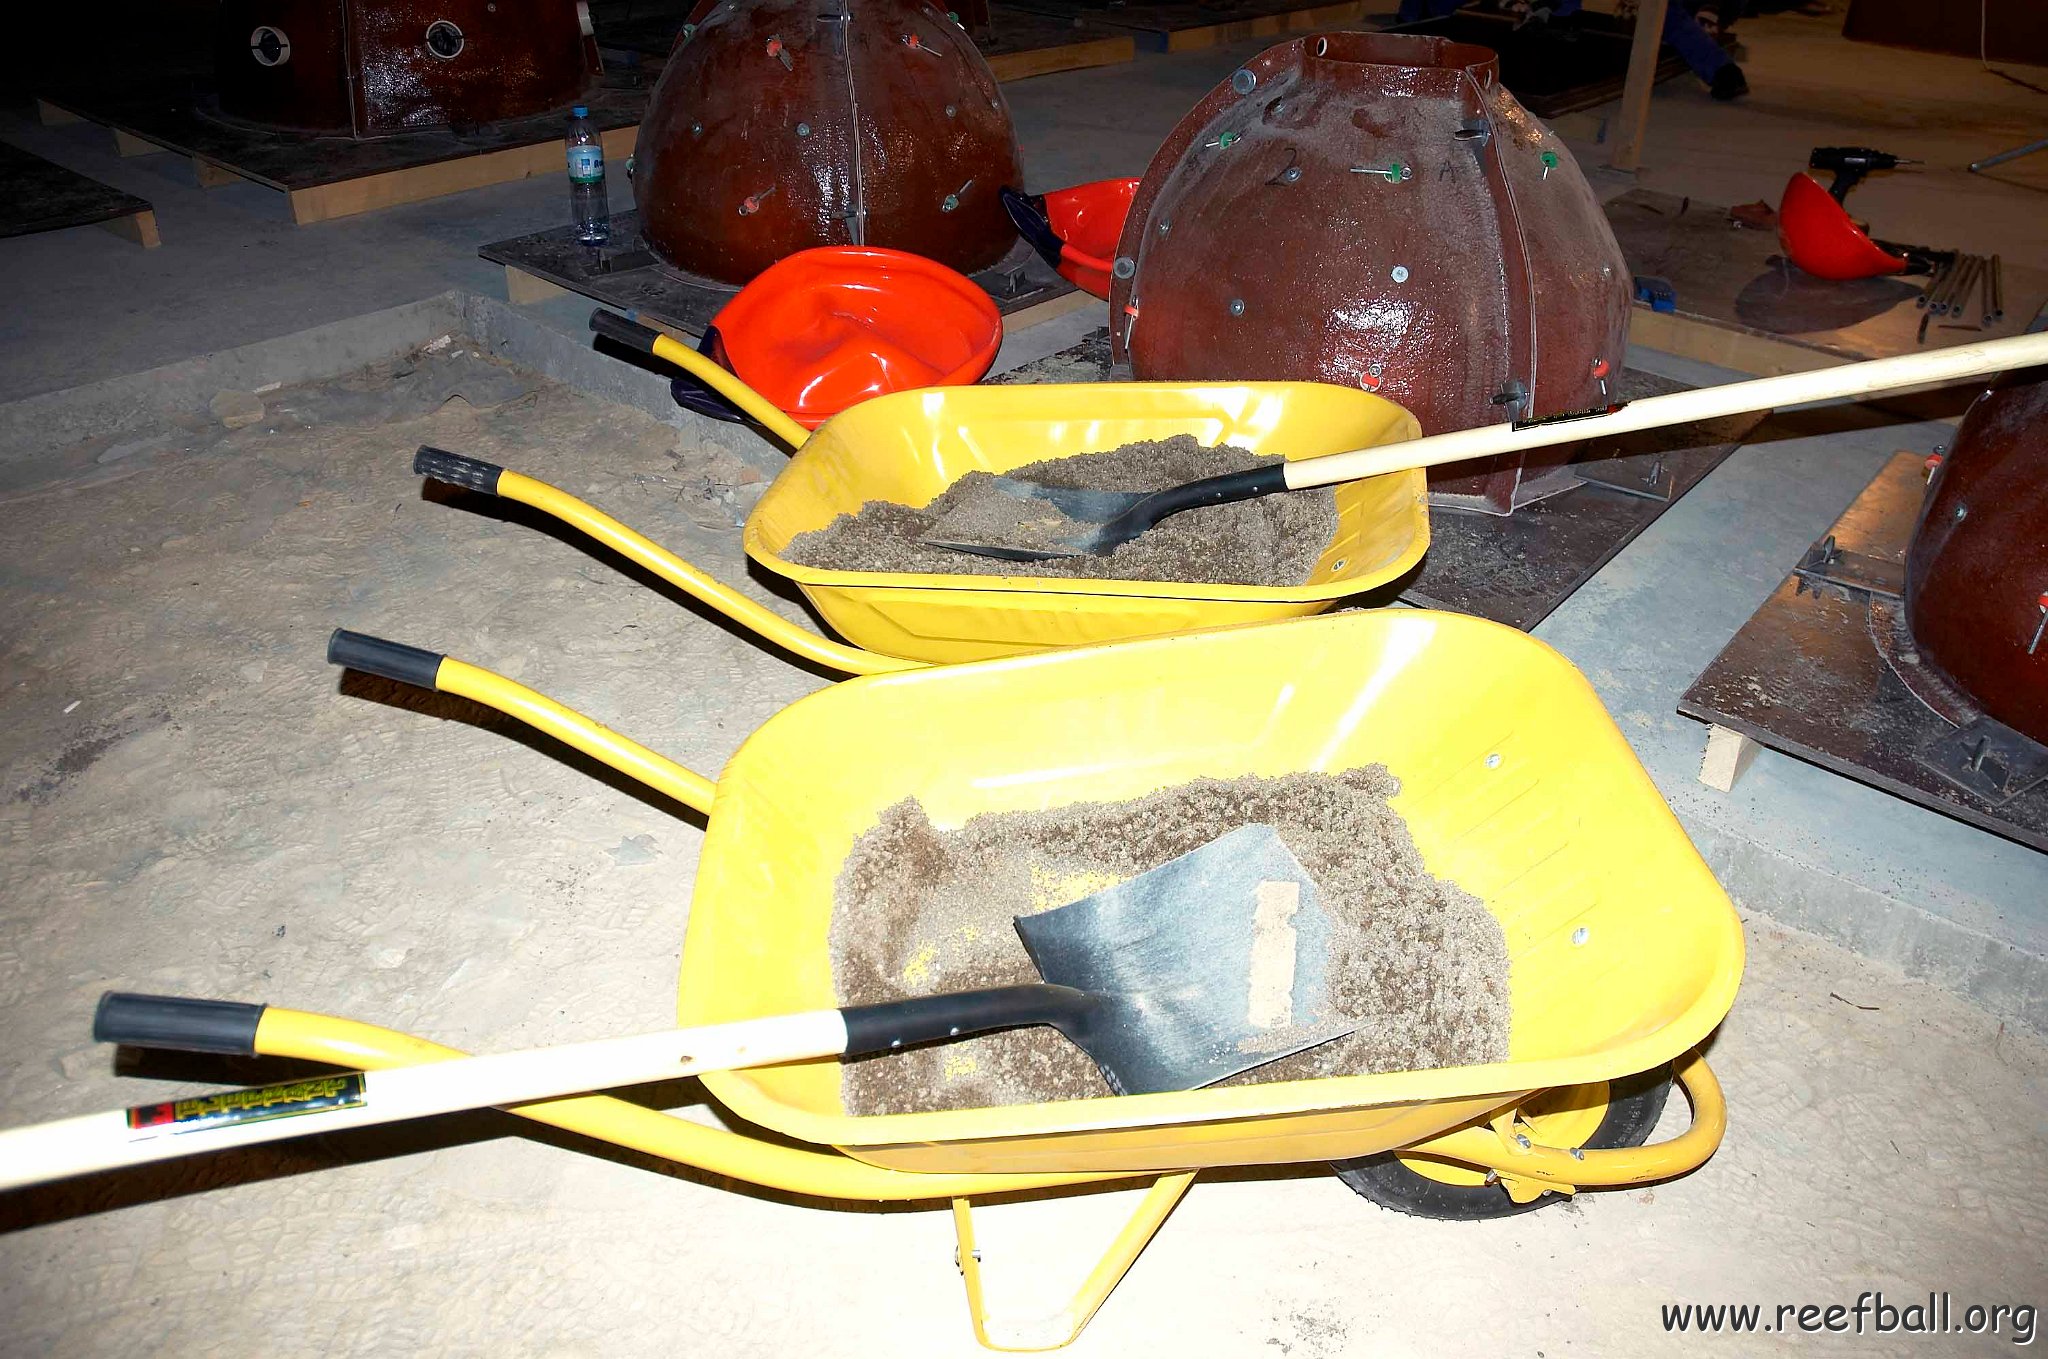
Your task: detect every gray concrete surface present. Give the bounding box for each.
[0,10,2045,1353]
[0,342,2040,1357]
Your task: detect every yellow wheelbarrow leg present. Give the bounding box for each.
[1404,1048,1728,1196]
[952,1171,1198,1352]
[412,449,917,677]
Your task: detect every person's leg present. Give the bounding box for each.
[1398,0,1468,19]
[1661,0,1748,96]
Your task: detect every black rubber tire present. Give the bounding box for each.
[1330,1065,1674,1220]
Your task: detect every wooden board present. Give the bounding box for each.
[1679,452,2048,852]
[1004,0,1368,53]
[0,142,159,248]
[989,331,1761,630]
[590,2,1134,81]
[34,80,647,226]
[1387,8,1697,120]
[1609,189,2048,377]
[979,7,1137,80]
[481,210,1080,336]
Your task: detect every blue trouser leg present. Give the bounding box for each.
[1661,0,1733,80]
[1551,0,1731,82]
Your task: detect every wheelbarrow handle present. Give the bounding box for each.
[408,449,917,676]
[325,630,718,814]
[588,307,665,355]
[588,309,812,451]
[0,985,1107,1191]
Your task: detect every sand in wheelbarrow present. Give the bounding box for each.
[780,435,1339,585]
[830,767,1511,1117]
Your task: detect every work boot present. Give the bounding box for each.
[1711,63,1749,100]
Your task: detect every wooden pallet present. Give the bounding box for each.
[0,141,159,248]
[979,7,1137,80]
[1387,9,1700,120]
[35,84,644,227]
[1610,189,2048,378]
[1004,0,1368,53]
[482,210,1092,339]
[591,2,1132,81]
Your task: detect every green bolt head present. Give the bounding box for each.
[942,194,960,212]
[1218,131,1239,148]
[1541,151,1560,168]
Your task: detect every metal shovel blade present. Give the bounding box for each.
[921,476,1156,563]
[1014,824,1354,1095]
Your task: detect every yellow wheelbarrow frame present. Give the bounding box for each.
[463,318,1430,670]
[321,606,1742,1350]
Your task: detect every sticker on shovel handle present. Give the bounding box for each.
[126,1074,366,1136]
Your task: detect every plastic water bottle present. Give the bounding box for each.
[566,105,610,245]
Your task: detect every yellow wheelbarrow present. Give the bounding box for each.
[289,608,1736,1349]
[426,312,1430,672]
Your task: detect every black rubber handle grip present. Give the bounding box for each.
[840,984,1101,1059]
[1126,463,1288,532]
[326,629,444,690]
[94,992,265,1055]
[589,308,662,354]
[414,446,503,495]
[999,186,1063,272]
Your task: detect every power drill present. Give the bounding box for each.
[1807,147,1917,204]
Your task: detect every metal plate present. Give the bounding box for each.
[1607,189,2047,360]
[480,210,1075,336]
[1679,452,2048,851]
[0,143,152,239]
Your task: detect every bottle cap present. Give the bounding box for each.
[572,105,589,117]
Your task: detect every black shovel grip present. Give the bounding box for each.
[589,308,663,354]
[1134,463,1289,526]
[327,629,444,691]
[840,985,1101,1058]
[94,992,265,1055]
[414,446,502,495]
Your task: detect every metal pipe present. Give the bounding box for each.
[1970,137,2048,174]
[1918,254,1955,311]
[1929,254,1969,316]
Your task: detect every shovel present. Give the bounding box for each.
[0,827,1348,1191]
[922,329,2048,562]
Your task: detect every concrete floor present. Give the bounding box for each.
[1,9,2046,1355]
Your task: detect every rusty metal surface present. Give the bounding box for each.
[1680,453,2048,852]
[214,0,599,137]
[1107,32,1630,515]
[1904,369,2048,745]
[633,0,1023,285]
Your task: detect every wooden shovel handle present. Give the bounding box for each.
[1281,330,2048,491]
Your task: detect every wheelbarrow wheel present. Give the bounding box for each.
[1329,1066,1673,1220]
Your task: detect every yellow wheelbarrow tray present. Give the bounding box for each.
[739,380,1432,664]
[494,311,1433,671]
[313,606,1742,1349]
[421,382,1427,673]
